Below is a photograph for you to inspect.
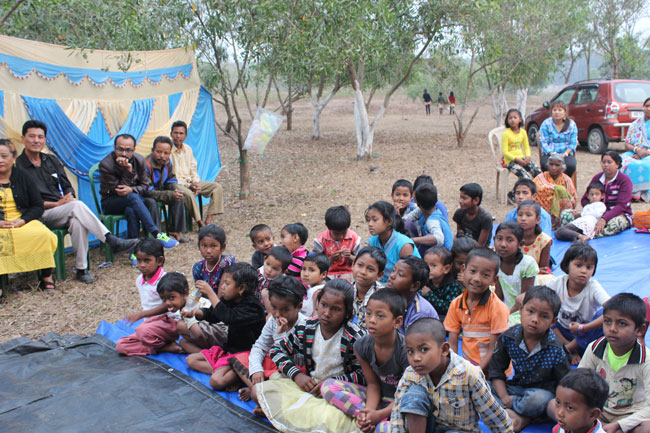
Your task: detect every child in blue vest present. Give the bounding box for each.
[404,184,453,257]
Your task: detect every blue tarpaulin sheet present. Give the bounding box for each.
[95,229,650,433]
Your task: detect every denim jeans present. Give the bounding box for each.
[553,308,604,352]
[399,384,465,433]
[102,193,158,239]
[490,382,554,418]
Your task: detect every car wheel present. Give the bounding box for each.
[527,123,539,146]
[587,128,608,154]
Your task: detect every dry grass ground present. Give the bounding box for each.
[0,93,640,343]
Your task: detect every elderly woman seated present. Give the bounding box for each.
[0,139,57,302]
[559,151,633,238]
[533,152,578,228]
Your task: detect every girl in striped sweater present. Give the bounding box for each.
[255,279,366,432]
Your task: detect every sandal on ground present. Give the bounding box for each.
[38,279,56,292]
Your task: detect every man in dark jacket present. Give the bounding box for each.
[144,136,187,242]
[99,134,177,251]
[16,120,139,283]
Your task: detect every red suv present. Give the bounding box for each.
[525,79,650,154]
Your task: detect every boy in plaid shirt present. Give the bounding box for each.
[387,318,513,433]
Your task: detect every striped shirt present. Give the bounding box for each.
[286,245,308,279]
[390,351,513,433]
[269,317,366,385]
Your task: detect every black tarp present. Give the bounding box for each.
[0,333,276,432]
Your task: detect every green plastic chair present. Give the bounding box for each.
[89,162,170,262]
[51,228,90,281]
[52,228,69,280]
[88,162,127,263]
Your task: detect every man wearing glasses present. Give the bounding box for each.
[15,121,140,283]
[99,134,178,258]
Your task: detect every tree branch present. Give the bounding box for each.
[0,0,26,28]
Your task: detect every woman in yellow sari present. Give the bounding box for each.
[533,152,577,228]
[0,139,57,302]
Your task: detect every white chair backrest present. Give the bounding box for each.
[488,126,507,168]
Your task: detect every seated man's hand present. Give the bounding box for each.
[190,183,201,195]
[173,190,184,201]
[115,185,133,196]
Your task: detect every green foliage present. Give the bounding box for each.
[600,33,650,79]
[2,0,191,51]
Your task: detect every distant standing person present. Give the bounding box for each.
[448,91,455,115]
[170,121,224,227]
[422,89,432,115]
[437,92,446,115]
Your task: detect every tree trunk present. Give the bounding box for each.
[516,86,528,118]
[490,86,508,127]
[312,104,323,140]
[586,43,592,80]
[453,115,465,147]
[286,75,293,131]
[238,147,250,199]
[353,87,373,160]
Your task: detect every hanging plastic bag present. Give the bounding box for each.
[242,107,285,154]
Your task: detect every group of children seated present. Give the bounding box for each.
[113,174,649,433]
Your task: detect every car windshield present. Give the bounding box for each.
[614,82,650,103]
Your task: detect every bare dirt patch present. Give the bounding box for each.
[0,94,640,342]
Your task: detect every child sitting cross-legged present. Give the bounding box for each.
[312,205,361,281]
[322,288,409,432]
[576,293,650,433]
[230,275,306,415]
[546,242,610,365]
[385,255,439,334]
[388,317,514,433]
[403,183,454,257]
[552,368,610,433]
[301,253,330,317]
[259,245,292,313]
[255,279,366,433]
[453,182,493,247]
[351,246,386,330]
[116,239,188,355]
[250,224,275,269]
[419,245,464,322]
[184,263,266,391]
[444,248,510,373]
[488,286,570,432]
[178,224,236,353]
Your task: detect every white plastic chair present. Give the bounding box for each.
[487,126,509,204]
